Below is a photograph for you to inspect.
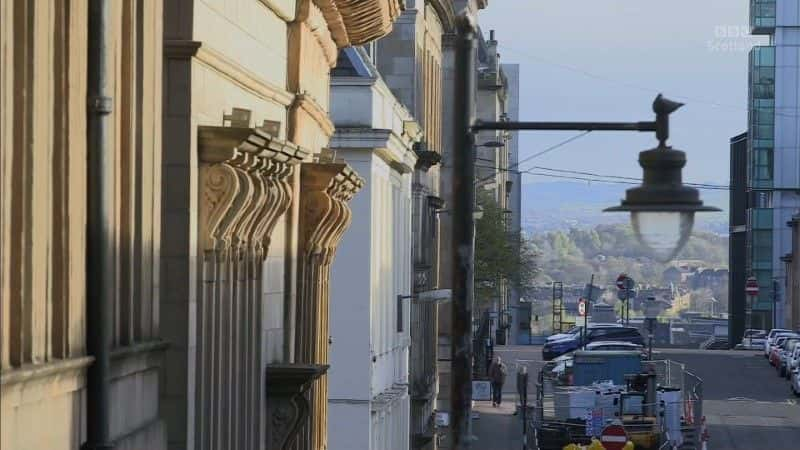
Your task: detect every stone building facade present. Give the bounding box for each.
[327,47,418,450]
[2,1,402,450]
[161,1,401,450]
[782,216,800,331]
[2,1,166,449]
[371,1,455,447]
[474,29,512,345]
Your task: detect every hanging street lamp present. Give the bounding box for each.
[471,94,721,263]
[452,17,719,445]
[603,95,721,262]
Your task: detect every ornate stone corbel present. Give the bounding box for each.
[198,126,309,254]
[265,363,328,450]
[294,162,363,450]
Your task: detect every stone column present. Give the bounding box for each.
[197,126,307,450]
[295,162,364,450]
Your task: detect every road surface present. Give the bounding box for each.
[660,348,800,450]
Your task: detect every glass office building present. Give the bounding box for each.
[745,0,800,329]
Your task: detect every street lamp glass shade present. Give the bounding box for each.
[631,211,694,262]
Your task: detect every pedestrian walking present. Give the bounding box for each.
[488,355,507,407]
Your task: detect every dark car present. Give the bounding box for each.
[542,325,644,360]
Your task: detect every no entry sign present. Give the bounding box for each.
[746,277,759,296]
[616,273,635,290]
[600,424,629,450]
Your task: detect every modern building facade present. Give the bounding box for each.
[729,132,748,345]
[327,47,418,450]
[2,2,167,449]
[746,0,800,329]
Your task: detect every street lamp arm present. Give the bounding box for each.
[472,120,657,133]
[471,94,683,147]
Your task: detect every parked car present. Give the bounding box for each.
[764,329,792,358]
[787,343,800,379]
[791,369,800,396]
[542,325,643,360]
[737,329,767,350]
[544,323,622,343]
[766,332,797,361]
[700,336,729,350]
[769,336,799,366]
[586,340,647,359]
[779,340,800,377]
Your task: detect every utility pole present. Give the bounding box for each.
[583,274,594,348]
[450,14,477,449]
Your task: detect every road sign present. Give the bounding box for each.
[600,424,629,450]
[616,273,635,290]
[578,298,587,317]
[746,277,759,296]
[472,380,491,401]
[615,274,628,289]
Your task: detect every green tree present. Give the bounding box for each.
[474,193,540,308]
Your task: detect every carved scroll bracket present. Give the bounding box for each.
[198,126,310,254]
[299,162,364,262]
[265,363,328,450]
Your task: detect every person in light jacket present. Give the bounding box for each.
[488,355,507,407]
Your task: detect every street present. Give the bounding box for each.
[660,349,800,450]
[471,346,800,450]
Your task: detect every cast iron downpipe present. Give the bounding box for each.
[85,0,114,449]
[450,14,477,449]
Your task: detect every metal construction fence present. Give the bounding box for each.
[527,360,705,450]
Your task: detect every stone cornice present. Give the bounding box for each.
[329,128,417,174]
[109,340,168,382]
[164,40,295,107]
[371,383,409,412]
[0,356,94,387]
[428,0,456,32]
[258,0,296,21]
[314,0,404,48]
[307,2,339,66]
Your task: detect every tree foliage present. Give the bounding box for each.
[531,223,728,286]
[474,193,540,308]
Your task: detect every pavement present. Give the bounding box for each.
[469,346,800,450]
[469,346,547,450]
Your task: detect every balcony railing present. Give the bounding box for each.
[751,0,776,34]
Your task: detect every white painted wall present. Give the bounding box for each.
[329,151,413,450]
[329,53,416,449]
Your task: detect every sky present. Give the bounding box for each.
[478,0,767,186]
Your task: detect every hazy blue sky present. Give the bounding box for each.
[479,0,767,186]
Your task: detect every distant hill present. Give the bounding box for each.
[522,181,729,234]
